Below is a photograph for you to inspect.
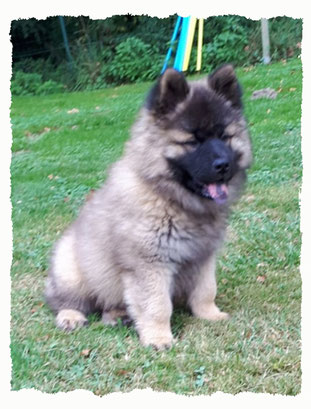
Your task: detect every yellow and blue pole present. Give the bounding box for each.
[161,16,182,74]
[173,17,191,71]
[196,18,204,71]
[182,17,197,71]
[162,16,204,74]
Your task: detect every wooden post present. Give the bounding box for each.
[261,18,271,64]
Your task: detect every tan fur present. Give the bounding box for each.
[102,309,128,326]
[189,255,230,321]
[50,232,84,292]
[45,68,252,349]
[226,119,253,169]
[56,309,88,331]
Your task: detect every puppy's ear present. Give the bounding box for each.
[208,64,243,109]
[146,68,189,116]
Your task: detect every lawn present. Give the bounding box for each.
[10,58,302,395]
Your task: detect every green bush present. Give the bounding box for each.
[269,17,302,60]
[11,16,302,91]
[11,71,42,96]
[11,71,64,96]
[104,37,162,84]
[204,31,248,67]
[36,79,64,95]
[203,17,249,69]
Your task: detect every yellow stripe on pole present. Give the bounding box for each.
[182,17,197,71]
[196,18,204,71]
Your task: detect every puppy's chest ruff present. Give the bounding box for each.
[155,212,224,267]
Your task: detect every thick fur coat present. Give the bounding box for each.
[45,65,252,349]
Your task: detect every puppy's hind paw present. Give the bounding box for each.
[56,309,88,332]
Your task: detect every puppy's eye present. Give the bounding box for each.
[183,139,200,146]
[220,133,233,141]
[193,130,205,143]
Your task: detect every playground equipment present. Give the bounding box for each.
[161,16,204,74]
[162,16,272,74]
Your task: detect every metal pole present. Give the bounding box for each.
[58,16,74,70]
[261,18,271,64]
[161,15,182,73]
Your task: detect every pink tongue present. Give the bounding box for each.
[205,183,228,204]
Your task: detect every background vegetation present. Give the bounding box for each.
[10,15,302,94]
[10,58,302,395]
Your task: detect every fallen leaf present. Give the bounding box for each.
[31,301,44,313]
[245,330,252,339]
[289,87,296,92]
[243,65,254,72]
[245,194,255,203]
[86,189,96,201]
[67,108,79,114]
[81,349,91,357]
[40,335,50,341]
[116,369,129,376]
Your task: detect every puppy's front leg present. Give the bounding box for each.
[122,266,173,350]
[188,254,230,321]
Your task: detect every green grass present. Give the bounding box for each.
[10,59,302,395]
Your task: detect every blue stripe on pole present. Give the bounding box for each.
[161,16,182,74]
[174,17,190,71]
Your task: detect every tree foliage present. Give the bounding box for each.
[10,15,302,94]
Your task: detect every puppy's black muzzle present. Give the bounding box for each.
[182,138,236,184]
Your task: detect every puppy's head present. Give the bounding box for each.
[144,65,252,205]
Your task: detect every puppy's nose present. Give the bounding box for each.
[213,158,230,174]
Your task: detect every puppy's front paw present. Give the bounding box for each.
[139,328,174,350]
[192,303,230,322]
[205,310,230,321]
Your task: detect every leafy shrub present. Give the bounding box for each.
[204,18,249,68]
[269,17,302,60]
[104,37,162,84]
[204,32,248,68]
[71,48,114,91]
[11,71,64,96]
[11,16,302,91]
[36,80,64,95]
[11,71,42,96]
